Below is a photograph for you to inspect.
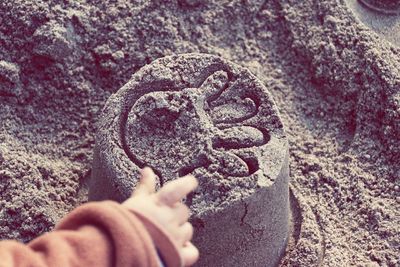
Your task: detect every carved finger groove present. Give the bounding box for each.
[210,97,258,124]
[241,156,259,176]
[213,126,267,150]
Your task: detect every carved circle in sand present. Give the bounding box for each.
[123,69,270,184]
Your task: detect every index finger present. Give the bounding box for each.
[132,167,156,197]
[156,175,198,206]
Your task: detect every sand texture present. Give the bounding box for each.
[0,0,399,266]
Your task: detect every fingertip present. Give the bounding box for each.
[140,166,154,176]
[136,166,156,194]
[141,167,156,181]
[181,242,200,266]
[184,175,199,189]
[156,175,198,206]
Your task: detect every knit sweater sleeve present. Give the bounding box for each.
[0,201,169,267]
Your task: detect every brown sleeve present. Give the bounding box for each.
[0,201,160,267]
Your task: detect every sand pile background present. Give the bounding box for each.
[0,0,399,266]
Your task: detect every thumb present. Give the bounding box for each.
[132,167,156,196]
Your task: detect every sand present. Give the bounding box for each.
[0,0,399,266]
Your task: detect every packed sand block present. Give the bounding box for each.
[90,53,289,266]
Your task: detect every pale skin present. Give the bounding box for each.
[123,167,200,266]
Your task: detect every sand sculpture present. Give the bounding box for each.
[347,0,400,47]
[358,0,400,14]
[90,53,289,266]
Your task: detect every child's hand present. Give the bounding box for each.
[123,167,199,266]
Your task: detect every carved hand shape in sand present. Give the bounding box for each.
[124,70,268,182]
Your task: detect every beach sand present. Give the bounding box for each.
[0,0,399,266]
